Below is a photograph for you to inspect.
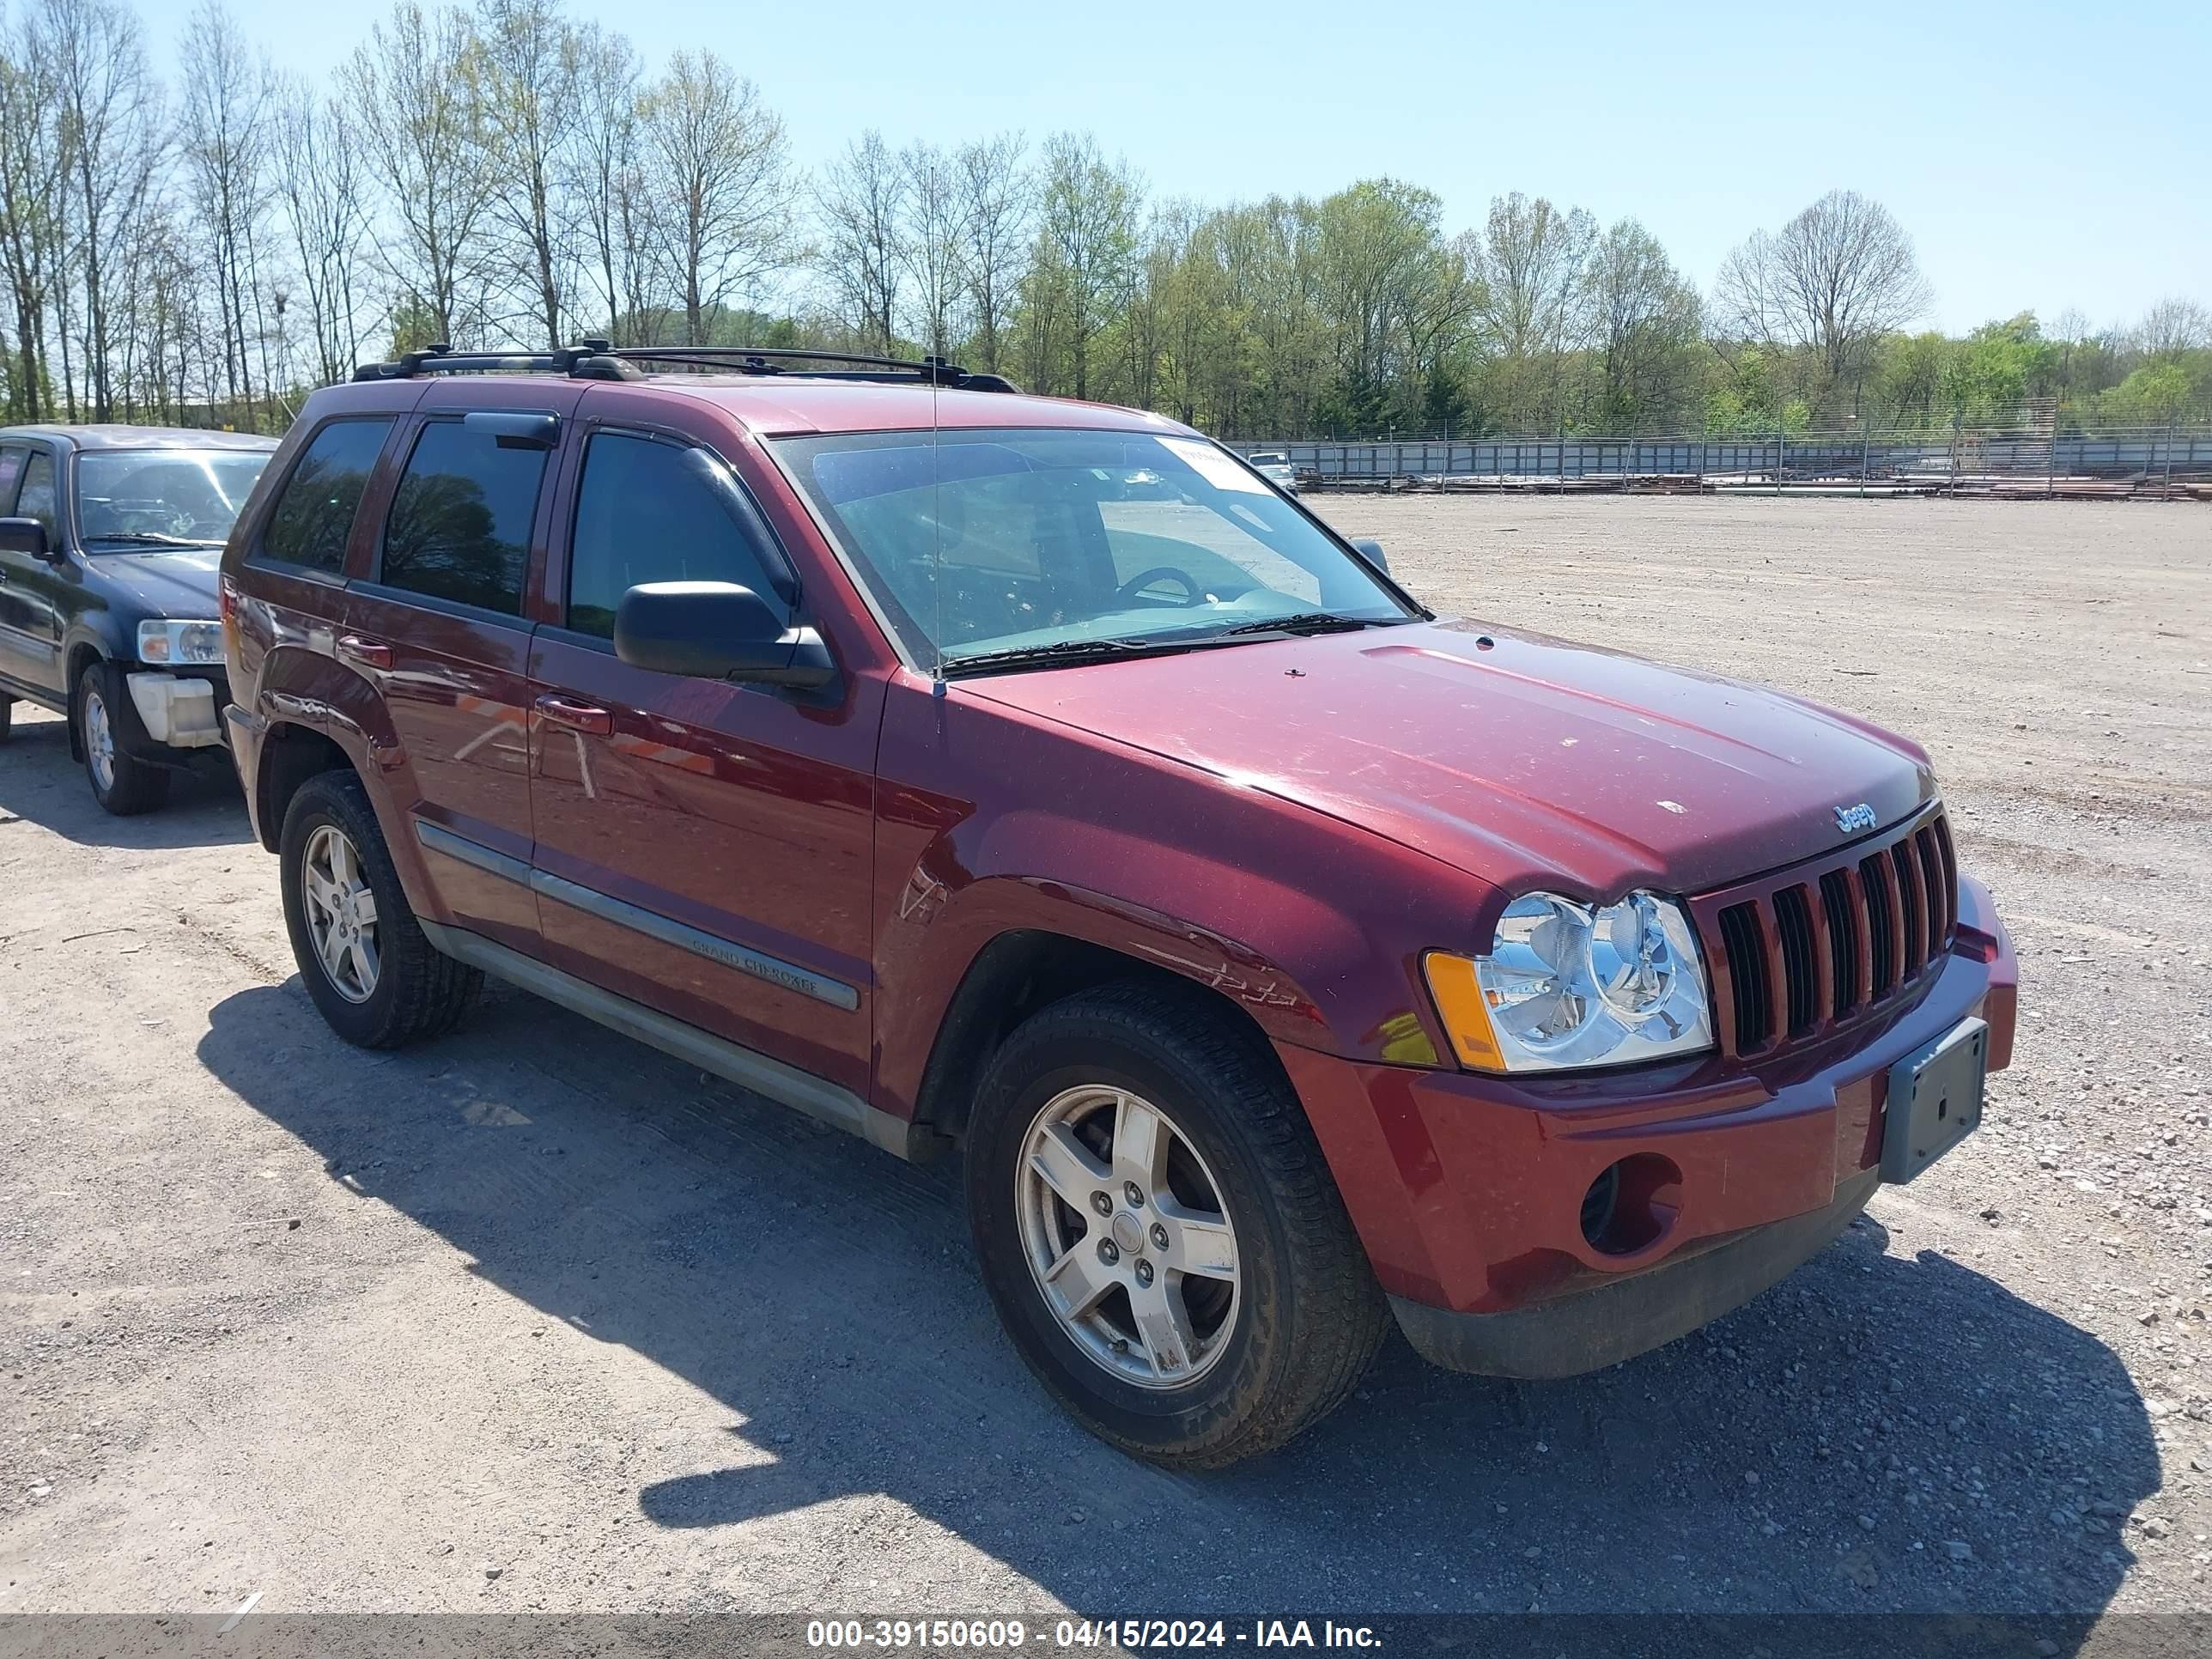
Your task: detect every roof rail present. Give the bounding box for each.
[603,346,1017,392]
[350,340,636,383]
[349,340,1020,392]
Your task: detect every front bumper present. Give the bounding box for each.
[1277,875,2016,1377]
[125,670,225,749]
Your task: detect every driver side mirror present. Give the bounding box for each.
[1351,537,1389,574]
[0,516,52,561]
[613,580,836,690]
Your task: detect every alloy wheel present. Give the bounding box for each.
[84,687,115,793]
[1015,1084,1241,1389]
[301,823,380,1004]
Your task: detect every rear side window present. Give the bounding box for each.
[565,433,783,639]
[380,419,550,616]
[263,419,392,573]
[15,451,57,534]
[0,446,27,513]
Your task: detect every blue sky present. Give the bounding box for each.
[143,0,2207,335]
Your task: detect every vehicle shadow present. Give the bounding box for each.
[197,979,2155,1620]
[0,704,252,848]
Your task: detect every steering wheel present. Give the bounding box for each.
[1113,565,1206,607]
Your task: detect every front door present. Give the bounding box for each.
[0,447,65,696]
[524,398,882,1098]
[344,386,579,955]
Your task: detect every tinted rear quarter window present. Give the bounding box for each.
[0,446,27,514]
[263,418,392,573]
[566,433,782,638]
[380,420,550,616]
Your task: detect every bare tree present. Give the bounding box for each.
[955,131,1029,375]
[2131,296,2212,360]
[343,2,494,348]
[638,50,793,345]
[1715,188,1930,383]
[474,0,577,346]
[178,0,269,424]
[272,75,367,384]
[814,131,904,355]
[0,14,67,416]
[569,20,641,340]
[40,0,161,419]
[898,139,963,360]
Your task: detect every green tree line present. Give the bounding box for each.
[1,0,2205,438]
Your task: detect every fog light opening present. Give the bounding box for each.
[1581,1153,1683,1256]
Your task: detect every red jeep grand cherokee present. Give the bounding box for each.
[220,343,2017,1467]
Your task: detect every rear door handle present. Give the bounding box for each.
[336,634,392,671]
[535,694,612,736]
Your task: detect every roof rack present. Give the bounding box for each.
[350,340,1020,392]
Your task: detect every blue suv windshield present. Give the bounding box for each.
[76,449,271,548]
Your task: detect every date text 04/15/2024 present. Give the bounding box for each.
[805,1620,1382,1650]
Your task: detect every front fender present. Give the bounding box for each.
[870,675,1492,1121]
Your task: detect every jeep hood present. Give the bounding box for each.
[85,547,222,618]
[958,617,1935,899]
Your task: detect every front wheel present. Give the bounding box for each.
[966,983,1388,1468]
[77,663,169,815]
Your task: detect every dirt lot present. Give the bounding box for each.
[3,495,2209,1627]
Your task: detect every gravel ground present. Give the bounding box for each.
[2,495,2209,1626]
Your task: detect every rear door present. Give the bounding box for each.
[522,391,883,1097]
[344,384,580,955]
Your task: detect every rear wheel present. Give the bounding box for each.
[966,982,1388,1468]
[77,662,169,815]
[280,769,482,1048]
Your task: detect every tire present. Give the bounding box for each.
[279,769,482,1048]
[77,661,169,815]
[966,981,1389,1468]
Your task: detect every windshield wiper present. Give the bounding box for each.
[84,531,221,548]
[939,636,1195,678]
[1212,611,1387,639]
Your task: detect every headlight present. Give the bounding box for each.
[138,619,224,665]
[1425,890,1715,1073]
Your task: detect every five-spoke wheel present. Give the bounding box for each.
[968,982,1389,1467]
[1017,1085,1240,1389]
[301,823,381,1003]
[279,769,481,1047]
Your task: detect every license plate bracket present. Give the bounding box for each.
[1881,1017,1988,1184]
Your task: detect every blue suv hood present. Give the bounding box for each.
[84,547,222,619]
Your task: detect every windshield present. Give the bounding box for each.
[773,428,1412,671]
[75,448,271,547]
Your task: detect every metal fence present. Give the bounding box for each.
[1234,424,2212,499]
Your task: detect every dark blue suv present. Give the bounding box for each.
[0,425,275,812]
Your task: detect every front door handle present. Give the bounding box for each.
[535,694,612,736]
[336,634,392,671]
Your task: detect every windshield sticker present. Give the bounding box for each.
[1162,437,1267,495]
